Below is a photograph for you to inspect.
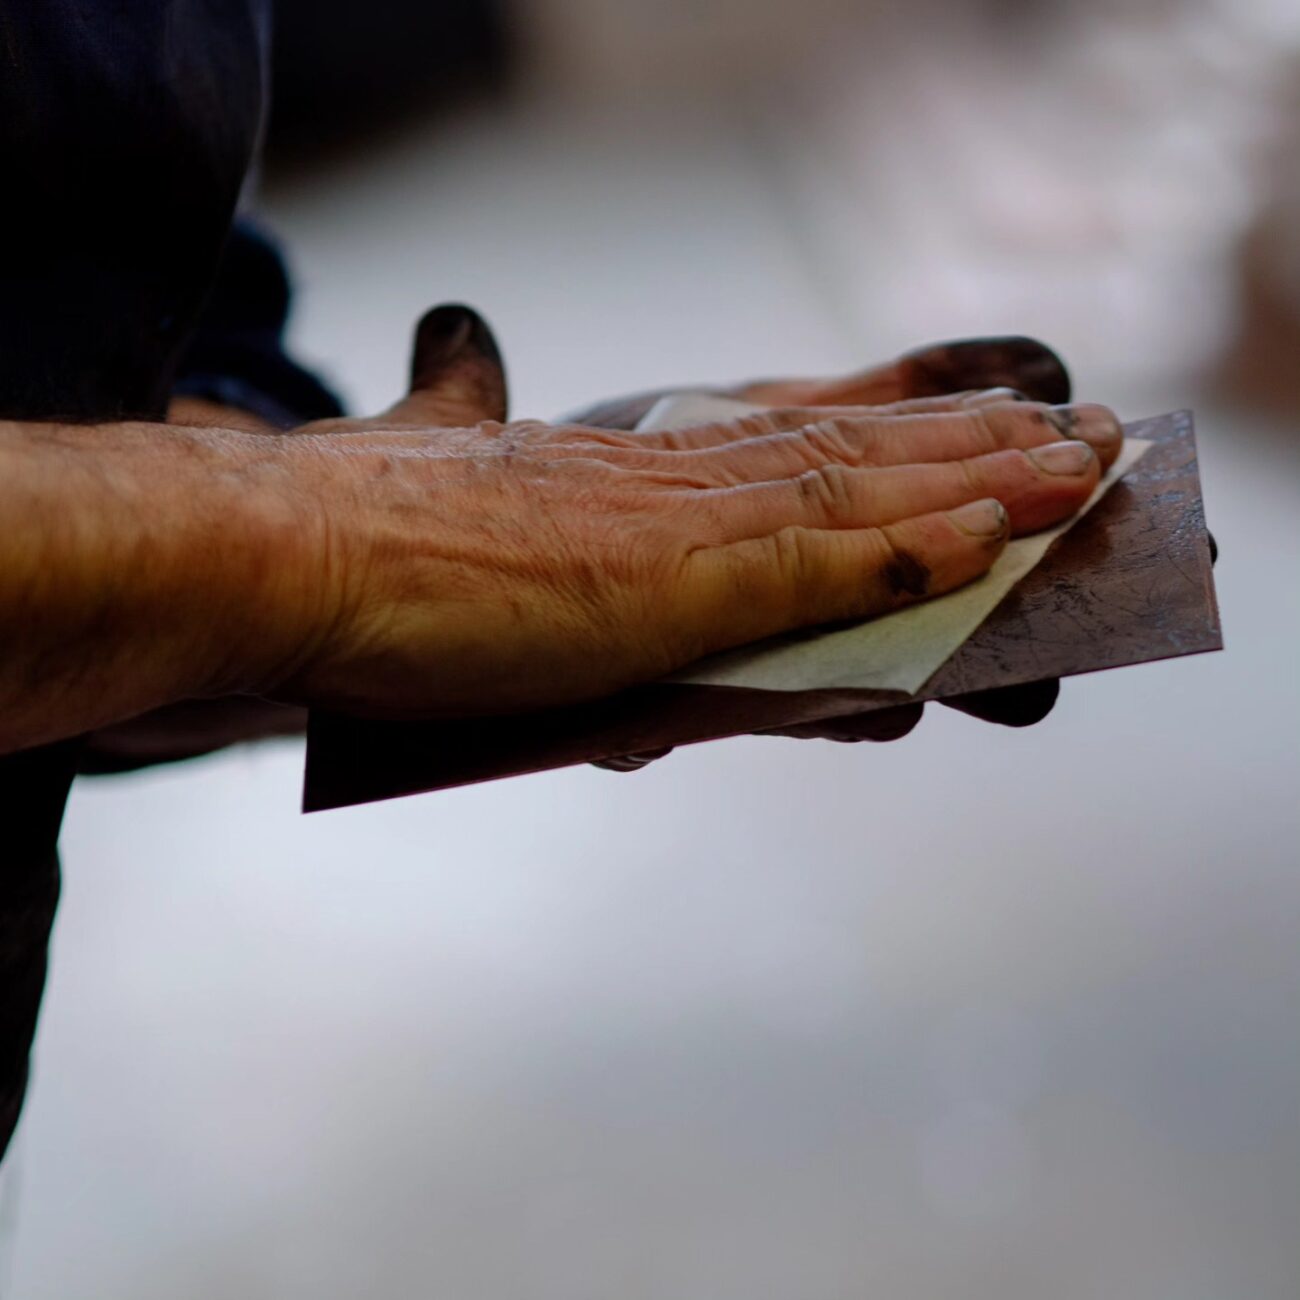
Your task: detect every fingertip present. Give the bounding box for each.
[761,703,925,742]
[1025,440,1099,478]
[904,336,1072,404]
[592,747,674,772]
[402,302,508,424]
[947,497,1010,541]
[411,303,503,386]
[412,304,470,387]
[943,678,1061,727]
[1046,403,1123,470]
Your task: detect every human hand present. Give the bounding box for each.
[258,315,1115,723]
[0,314,1121,757]
[572,336,1102,766]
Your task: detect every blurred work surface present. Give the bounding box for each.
[13,3,1300,1299]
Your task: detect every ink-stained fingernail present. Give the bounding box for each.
[1028,440,1096,475]
[949,498,1009,537]
[1048,402,1122,448]
[411,303,502,385]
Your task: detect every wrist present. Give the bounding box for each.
[0,420,332,747]
[170,427,338,700]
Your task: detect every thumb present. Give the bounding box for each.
[384,303,509,426]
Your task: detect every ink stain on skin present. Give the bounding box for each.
[1048,407,1080,438]
[883,550,931,597]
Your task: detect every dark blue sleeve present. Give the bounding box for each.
[0,0,269,422]
[172,220,347,427]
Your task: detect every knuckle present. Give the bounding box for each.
[796,462,857,520]
[658,426,699,452]
[965,407,1002,455]
[995,401,1058,440]
[695,528,810,640]
[482,418,544,441]
[734,413,778,440]
[512,419,550,438]
[563,427,641,451]
[767,526,813,594]
[954,454,985,497]
[802,418,860,465]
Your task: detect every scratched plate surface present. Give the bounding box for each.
[303,412,1221,811]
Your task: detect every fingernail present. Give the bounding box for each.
[905,336,1071,404]
[1028,440,1096,475]
[949,498,1009,537]
[1047,403,1122,449]
[411,303,502,386]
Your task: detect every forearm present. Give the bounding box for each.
[0,420,320,754]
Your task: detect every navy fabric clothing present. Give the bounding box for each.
[0,0,268,421]
[173,220,345,429]
[0,1,341,1161]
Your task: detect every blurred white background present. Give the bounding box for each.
[9,1,1300,1296]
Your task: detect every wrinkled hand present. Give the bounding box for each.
[263,316,1117,724]
[569,335,1101,766]
[84,316,1117,769]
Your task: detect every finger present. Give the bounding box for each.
[384,303,509,427]
[693,441,1100,540]
[560,383,1027,436]
[941,679,1061,727]
[591,747,674,772]
[686,441,1098,543]
[762,703,925,742]
[624,401,1122,470]
[622,404,1119,493]
[611,387,1027,446]
[739,336,1072,407]
[682,500,1009,652]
